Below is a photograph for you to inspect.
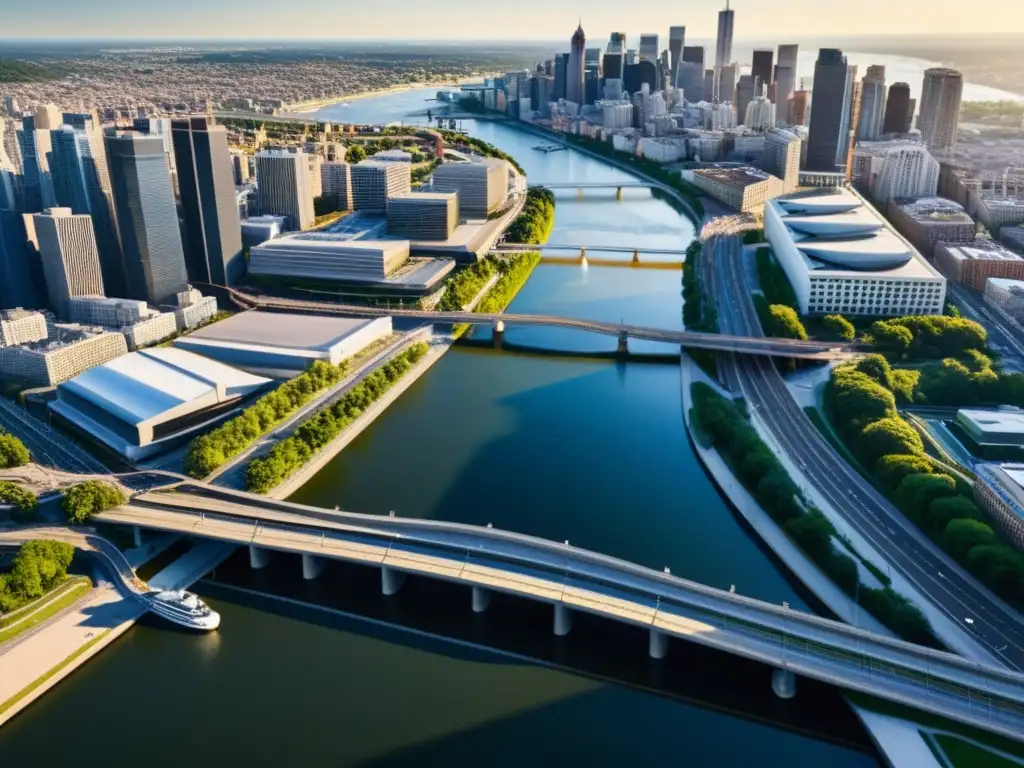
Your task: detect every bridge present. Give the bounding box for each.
[224,289,857,361]
[529,182,656,200]
[84,481,1024,742]
[496,243,685,268]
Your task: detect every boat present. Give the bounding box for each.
[145,589,221,631]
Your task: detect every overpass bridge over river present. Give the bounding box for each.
[87,481,1024,742]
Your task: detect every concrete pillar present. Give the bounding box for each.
[249,545,272,570]
[772,667,796,699]
[381,566,406,596]
[617,331,629,356]
[577,187,584,199]
[132,526,142,548]
[301,553,325,580]
[616,186,623,200]
[553,603,573,636]
[492,319,505,350]
[632,249,640,264]
[649,629,668,659]
[471,585,491,613]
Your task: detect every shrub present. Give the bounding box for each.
[0,432,30,468]
[61,481,126,524]
[827,369,897,432]
[437,258,498,312]
[870,321,913,353]
[0,481,39,520]
[823,314,855,341]
[875,454,935,491]
[765,304,808,340]
[942,519,998,563]
[858,418,925,466]
[854,354,895,390]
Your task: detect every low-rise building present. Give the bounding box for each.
[241,214,288,249]
[386,192,458,241]
[431,158,509,218]
[690,166,784,214]
[971,192,1024,232]
[973,463,1024,554]
[0,324,127,386]
[371,149,413,163]
[249,232,409,282]
[764,187,947,316]
[933,240,1024,290]
[67,296,179,350]
[985,277,1024,322]
[1001,225,1024,254]
[887,197,976,258]
[0,308,47,347]
[798,171,846,189]
[170,287,219,332]
[957,409,1024,447]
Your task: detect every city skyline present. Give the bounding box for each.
[4,0,1024,39]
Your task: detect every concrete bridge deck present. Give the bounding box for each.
[89,483,1024,742]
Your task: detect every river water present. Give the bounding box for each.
[0,91,879,766]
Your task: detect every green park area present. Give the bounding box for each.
[505,187,554,245]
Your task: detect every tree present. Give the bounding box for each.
[756,470,803,524]
[0,433,30,468]
[61,481,126,524]
[345,144,366,163]
[870,321,913,353]
[783,510,835,562]
[858,418,925,465]
[967,546,1024,600]
[823,314,855,341]
[894,473,954,518]
[923,496,981,538]
[875,454,934,491]
[828,370,897,432]
[765,304,808,340]
[0,481,39,520]
[942,519,997,563]
[854,354,895,391]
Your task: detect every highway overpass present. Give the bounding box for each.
[89,482,1024,742]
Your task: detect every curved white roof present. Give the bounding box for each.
[786,213,885,237]
[799,238,913,270]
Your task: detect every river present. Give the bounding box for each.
[0,92,878,766]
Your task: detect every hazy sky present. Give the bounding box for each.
[3,0,1023,40]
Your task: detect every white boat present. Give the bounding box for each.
[145,589,221,631]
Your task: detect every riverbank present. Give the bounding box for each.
[287,77,481,115]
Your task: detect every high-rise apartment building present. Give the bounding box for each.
[883,83,914,134]
[852,141,940,202]
[567,24,587,105]
[171,116,245,286]
[774,45,799,112]
[105,132,190,305]
[33,208,105,315]
[805,49,854,172]
[351,161,412,214]
[714,1,735,99]
[761,129,802,192]
[321,162,353,211]
[857,67,887,142]
[668,27,686,88]
[752,49,774,92]
[919,68,963,153]
[254,149,314,231]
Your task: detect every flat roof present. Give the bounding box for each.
[389,192,457,203]
[694,166,774,188]
[987,277,1024,292]
[893,197,973,224]
[979,463,1024,522]
[183,311,380,352]
[254,233,409,256]
[959,408,1024,434]
[938,242,1023,263]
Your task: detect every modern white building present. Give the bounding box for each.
[919,68,963,154]
[743,97,776,132]
[49,346,272,460]
[241,214,288,249]
[0,308,47,347]
[764,187,947,316]
[957,409,1024,447]
[431,158,509,218]
[172,287,219,331]
[254,149,314,232]
[351,161,412,215]
[851,141,939,203]
[602,102,635,130]
[248,233,410,282]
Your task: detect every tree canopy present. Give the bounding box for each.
[0,433,30,469]
[822,314,855,342]
[61,481,126,525]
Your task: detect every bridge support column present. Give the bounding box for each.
[553,603,573,636]
[632,249,640,264]
[492,319,505,350]
[132,525,142,548]
[616,186,623,200]
[648,629,668,659]
[249,545,272,570]
[381,566,406,596]
[471,586,491,613]
[302,554,325,580]
[579,246,587,264]
[577,187,584,199]
[771,667,796,699]
[616,331,629,356]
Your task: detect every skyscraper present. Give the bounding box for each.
[752,49,774,92]
[566,23,587,105]
[105,132,190,305]
[34,104,62,131]
[857,66,887,141]
[919,68,964,153]
[719,63,739,105]
[553,54,569,101]
[33,208,105,315]
[704,70,716,105]
[669,27,686,88]
[0,210,43,310]
[774,44,800,111]
[639,34,659,63]
[18,116,56,213]
[790,90,810,126]
[714,1,735,99]
[680,46,706,102]
[254,149,314,231]
[761,129,802,192]
[48,125,124,295]
[607,32,626,55]
[805,49,855,172]
[735,75,757,126]
[883,82,914,134]
[171,116,245,287]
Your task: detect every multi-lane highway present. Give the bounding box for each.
[0,397,108,475]
[708,234,1024,671]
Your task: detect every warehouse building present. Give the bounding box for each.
[387,192,459,241]
[933,240,1024,290]
[764,187,947,316]
[887,197,976,258]
[249,233,410,282]
[431,158,509,218]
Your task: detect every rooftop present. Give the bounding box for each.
[894,197,974,224]
[959,408,1024,435]
[938,241,1024,263]
[182,311,381,352]
[389,191,458,203]
[694,166,775,189]
[987,277,1024,294]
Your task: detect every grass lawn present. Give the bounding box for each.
[0,577,93,645]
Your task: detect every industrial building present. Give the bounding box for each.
[173,311,393,372]
[0,324,127,386]
[431,159,509,218]
[691,166,784,214]
[386,192,458,241]
[933,241,1024,290]
[49,346,272,461]
[973,464,1024,554]
[887,197,976,258]
[764,187,947,316]
[351,161,412,215]
[248,233,409,283]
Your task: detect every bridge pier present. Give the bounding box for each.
[492,319,505,350]
[616,186,623,200]
[302,553,325,580]
[616,331,629,356]
[632,249,640,264]
[381,566,406,596]
[648,629,668,659]
[471,585,491,613]
[249,545,272,570]
[132,525,142,548]
[577,187,584,200]
[771,667,797,699]
[553,603,573,636]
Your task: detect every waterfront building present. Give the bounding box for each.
[171,117,245,286]
[0,324,127,386]
[387,192,458,241]
[985,277,1024,321]
[33,208,105,316]
[602,103,635,130]
[888,197,976,257]
[761,129,802,192]
[764,187,947,316]
[321,162,353,211]
[567,24,587,106]
[933,240,1024,290]
[106,132,190,306]
[351,161,412,215]
[973,464,1024,554]
[0,308,47,347]
[883,83,914,134]
[249,234,410,282]
[49,346,272,461]
[691,167,784,214]
[254,149,314,231]
[806,49,855,172]
[919,68,963,153]
[858,68,887,141]
[431,158,509,218]
[851,141,939,203]
[714,1,735,100]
